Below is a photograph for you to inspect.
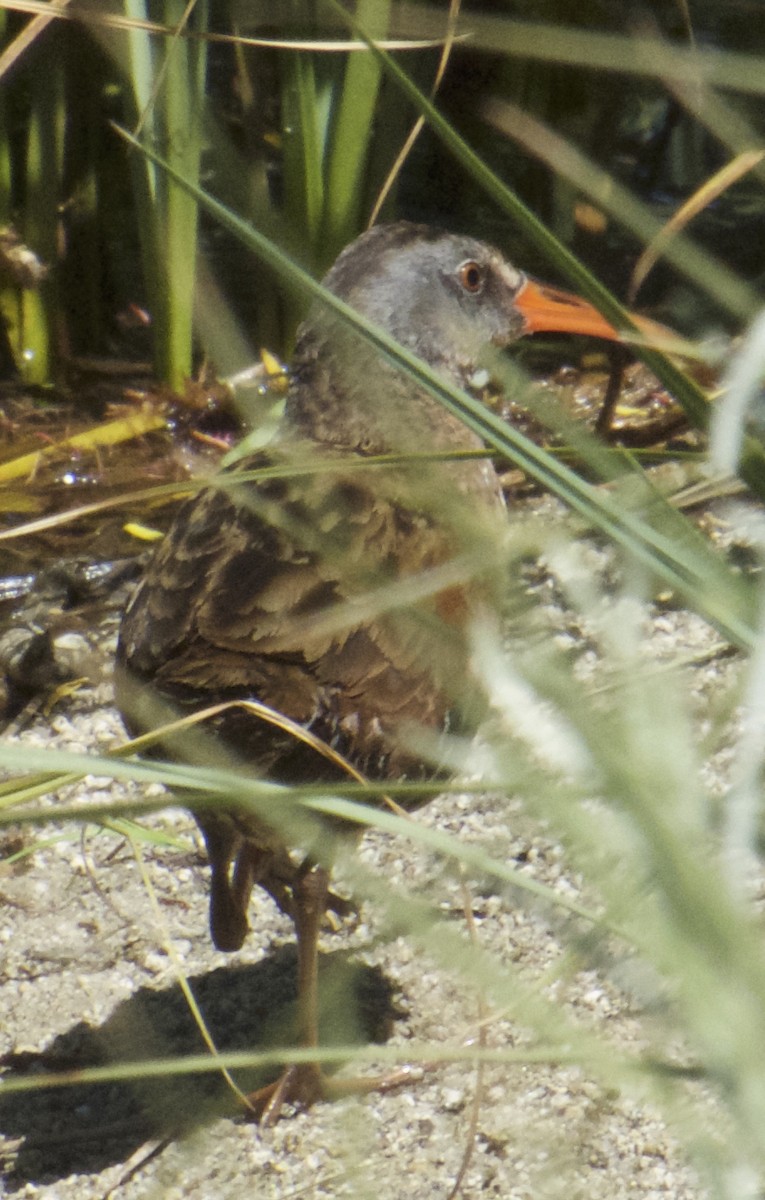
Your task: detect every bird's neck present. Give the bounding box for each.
[282,321,506,515]
[286,327,482,455]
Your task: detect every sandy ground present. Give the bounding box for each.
[0,582,739,1200]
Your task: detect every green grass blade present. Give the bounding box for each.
[327,0,765,501]
[280,4,324,257]
[320,0,389,261]
[113,126,757,648]
[395,10,765,96]
[155,0,208,388]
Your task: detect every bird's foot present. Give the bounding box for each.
[243,1062,426,1125]
[243,1063,326,1126]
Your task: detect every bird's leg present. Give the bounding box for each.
[293,861,330,1052]
[231,843,269,920]
[237,846,355,924]
[255,860,330,1125]
[203,820,303,950]
[252,860,420,1123]
[202,823,250,952]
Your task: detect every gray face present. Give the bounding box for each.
[287,223,528,456]
[319,222,527,378]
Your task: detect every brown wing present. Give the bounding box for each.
[117,450,475,782]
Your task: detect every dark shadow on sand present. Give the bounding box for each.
[0,947,398,1188]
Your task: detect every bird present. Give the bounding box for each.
[115,221,640,1119]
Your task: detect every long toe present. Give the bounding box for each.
[245,1063,326,1126]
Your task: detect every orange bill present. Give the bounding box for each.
[514,278,670,346]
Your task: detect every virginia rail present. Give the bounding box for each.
[116,222,644,1118]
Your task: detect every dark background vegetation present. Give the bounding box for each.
[2,0,764,387]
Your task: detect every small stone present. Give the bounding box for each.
[440,1087,466,1113]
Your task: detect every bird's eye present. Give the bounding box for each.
[458,260,484,294]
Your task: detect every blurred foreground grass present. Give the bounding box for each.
[2,3,765,1196]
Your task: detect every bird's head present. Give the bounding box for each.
[288,222,661,453]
